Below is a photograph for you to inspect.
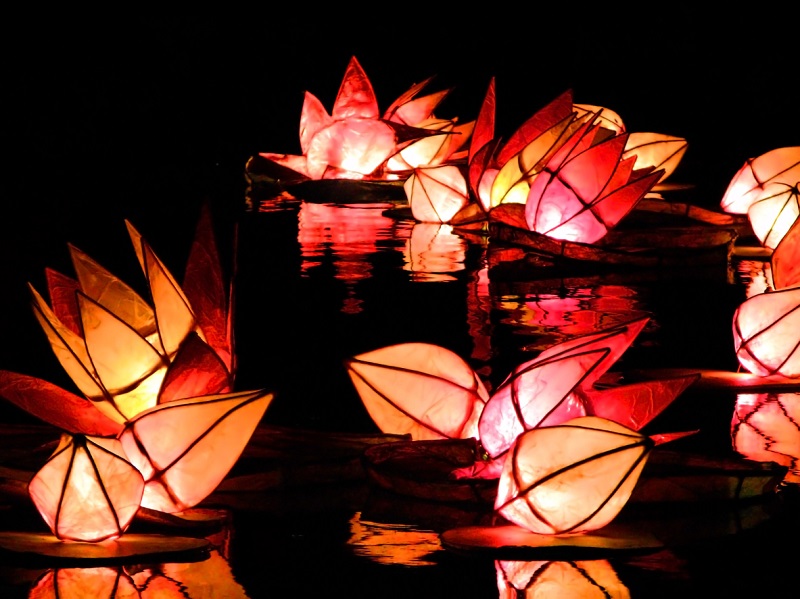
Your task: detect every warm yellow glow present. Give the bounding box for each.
[404,165,469,223]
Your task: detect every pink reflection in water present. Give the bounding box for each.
[731,392,800,484]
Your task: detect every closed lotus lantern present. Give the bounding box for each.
[404,164,470,223]
[732,285,800,378]
[495,416,667,535]
[28,434,144,542]
[746,182,800,250]
[720,146,800,215]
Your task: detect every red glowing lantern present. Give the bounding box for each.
[720,146,800,214]
[746,182,800,249]
[28,434,145,542]
[524,118,664,243]
[732,285,800,378]
[404,164,470,223]
[344,342,489,441]
[118,388,274,513]
[495,416,664,534]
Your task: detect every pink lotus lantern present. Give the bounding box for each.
[720,146,800,215]
[28,434,144,542]
[732,285,800,377]
[404,164,470,223]
[524,118,664,243]
[345,342,489,441]
[256,56,460,181]
[746,182,800,249]
[494,416,685,535]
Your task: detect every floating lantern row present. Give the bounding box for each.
[0,206,274,541]
[254,56,472,182]
[729,153,800,379]
[345,318,698,534]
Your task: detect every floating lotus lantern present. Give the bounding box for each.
[253,56,466,182]
[345,342,489,441]
[746,182,800,250]
[524,118,664,244]
[720,146,800,215]
[28,434,144,542]
[0,206,275,538]
[732,285,800,378]
[404,164,470,223]
[494,416,690,535]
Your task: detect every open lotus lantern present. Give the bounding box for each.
[0,206,275,540]
[346,317,697,480]
[254,56,471,182]
[720,146,800,215]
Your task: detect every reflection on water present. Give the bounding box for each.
[403,223,468,282]
[732,392,800,485]
[495,559,630,598]
[347,512,441,566]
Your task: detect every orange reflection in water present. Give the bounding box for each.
[495,559,630,598]
[27,549,249,598]
[347,511,442,566]
[732,392,800,484]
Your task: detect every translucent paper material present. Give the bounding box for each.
[622,132,688,183]
[720,146,800,214]
[495,417,654,535]
[746,182,800,249]
[496,559,630,598]
[345,343,489,441]
[404,165,469,223]
[119,389,274,513]
[525,123,663,243]
[28,434,144,542]
[772,216,800,290]
[733,286,800,377]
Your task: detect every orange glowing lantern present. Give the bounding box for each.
[118,388,274,513]
[524,118,664,243]
[344,342,489,441]
[256,56,448,181]
[622,132,688,184]
[28,434,145,542]
[720,146,800,215]
[495,416,672,535]
[732,285,800,378]
[746,182,800,249]
[404,164,470,223]
[496,559,629,598]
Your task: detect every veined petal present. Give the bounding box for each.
[332,56,380,120]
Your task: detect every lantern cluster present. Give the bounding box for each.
[404,80,687,245]
[0,206,274,541]
[345,317,697,533]
[254,56,473,182]
[728,151,800,378]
